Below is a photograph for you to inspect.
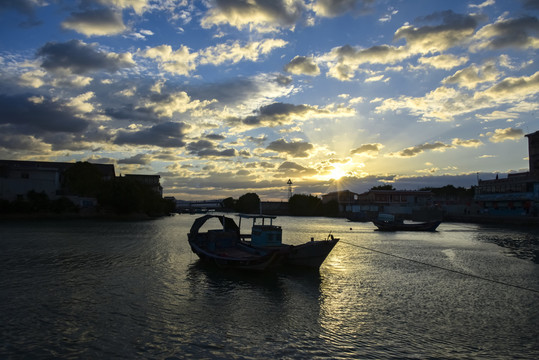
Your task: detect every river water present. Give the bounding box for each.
[1,215,538,359]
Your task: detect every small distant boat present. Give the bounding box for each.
[187,214,339,270]
[372,213,441,232]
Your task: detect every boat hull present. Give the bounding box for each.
[372,220,441,232]
[284,238,339,268]
[187,214,339,271]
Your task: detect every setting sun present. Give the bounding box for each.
[328,166,346,180]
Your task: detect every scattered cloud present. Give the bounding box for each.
[471,16,539,51]
[390,141,453,158]
[350,143,383,156]
[114,121,190,147]
[201,0,306,32]
[484,127,524,142]
[313,0,375,18]
[37,40,135,74]
[62,8,126,37]
[267,139,314,157]
[284,56,320,75]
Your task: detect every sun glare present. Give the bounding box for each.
[328,165,347,180]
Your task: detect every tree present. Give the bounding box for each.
[288,194,322,216]
[222,197,235,211]
[370,184,395,191]
[236,193,260,214]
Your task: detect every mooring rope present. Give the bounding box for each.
[340,240,539,295]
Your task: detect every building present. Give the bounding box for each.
[124,174,163,197]
[474,131,539,217]
[321,190,359,212]
[0,160,115,202]
[322,189,437,219]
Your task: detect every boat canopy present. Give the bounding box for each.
[189,215,240,236]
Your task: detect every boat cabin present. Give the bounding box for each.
[239,214,283,247]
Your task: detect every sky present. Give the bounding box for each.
[0,0,538,201]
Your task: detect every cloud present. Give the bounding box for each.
[351,143,383,156]
[390,141,454,157]
[276,161,317,176]
[118,153,153,165]
[142,44,197,76]
[485,127,524,142]
[468,0,494,9]
[0,0,46,26]
[284,56,320,75]
[313,0,375,18]
[442,61,499,89]
[201,0,306,32]
[479,71,539,100]
[376,71,539,122]
[0,0,44,15]
[0,94,91,134]
[143,39,287,76]
[452,138,483,147]
[62,8,127,36]
[37,40,135,74]
[394,11,480,52]
[0,134,49,152]
[114,121,190,147]
[236,102,354,127]
[97,0,150,14]
[186,139,237,157]
[199,39,288,65]
[140,91,217,118]
[475,110,519,122]
[472,16,539,51]
[266,139,314,157]
[323,11,480,80]
[522,0,539,10]
[418,54,469,70]
[185,74,294,110]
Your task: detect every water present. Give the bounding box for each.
[1,215,538,359]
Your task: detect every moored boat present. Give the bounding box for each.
[372,213,441,232]
[187,214,339,270]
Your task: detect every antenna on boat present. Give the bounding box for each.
[287,179,293,199]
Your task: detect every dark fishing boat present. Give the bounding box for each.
[187,214,339,270]
[372,214,441,232]
[187,214,281,270]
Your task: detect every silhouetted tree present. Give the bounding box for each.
[222,197,235,211]
[236,193,260,214]
[370,184,395,190]
[288,194,322,216]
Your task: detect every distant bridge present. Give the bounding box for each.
[175,199,224,213]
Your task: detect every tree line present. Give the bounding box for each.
[222,184,474,217]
